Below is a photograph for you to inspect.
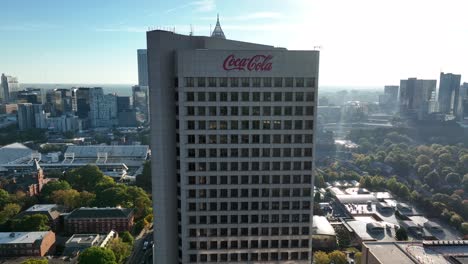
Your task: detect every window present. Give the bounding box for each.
[220,92,228,101]
[209,106,216,116]
[186,92,194,101]
[295,92,304,101]
[274,92,282,101]
[295,77,304,87]
[185,77,194,87]
[263,92,271,101]
[306,92,314,101]
[263,106,271,115]
[274,77,283,87]
[230,106,238,116]
[241,77,250,87]
[263,77,272,87]
[208,77,217,87]
[209,92,216,101]
[306,77,315,87]
[187,121,195,130]
[252,106,260,115]
[220,77,228,87]
[220,106,228,116]
[285,77,293,87]
[241,106,249,115]
[230,92,238,101]
[198,106,206,116]
[295,106,303,116]
[306,106,314,115]
[241,92,249,101]
[252,92,261,101]
[230,77,239,87]
[197,77,206,87]
[252,77,261,87]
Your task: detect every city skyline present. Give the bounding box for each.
[1,0,468,86]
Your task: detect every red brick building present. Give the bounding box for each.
[0,231,56,257]
[65,207,134,234]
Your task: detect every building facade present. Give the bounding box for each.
[17,103,36,130]
[65,207,134,234]
[1,73,20,103]
[438,72,461,115]
[137,49,148,87]
[0,231,56,257]
[399,78,436,119]
[89,88,117,128]
[148,29,319,263]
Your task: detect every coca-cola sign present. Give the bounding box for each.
[223,54,273,71]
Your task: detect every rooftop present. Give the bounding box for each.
[25,204,58,213]
[67,207,134,219]
[65,145,149,158]
[312,216,336,236]
[0,143,33,164]
[0,231,51,244]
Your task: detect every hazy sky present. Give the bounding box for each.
[1,0,467,86]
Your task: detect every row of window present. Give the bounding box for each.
[189,251,309,262]
[186,105,314,116]
[187,213,310,224]
[187,148,313,158]
[187,161,313,172]
[184,77,316,88]
[187,134,313,145]
[188,201,310,211]
[185,91,315,102]
[188,174,312,185]
[187,119,314,130]
[188,226,309,237]
[189,239,309,250]
[187,189,312,200]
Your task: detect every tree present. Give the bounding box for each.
[461,222,468,235]
[450,213,463,228]
[336,227,351,248]
[51,189,80,209]
[354,252,362,264]
[11,214,50,231]
[21,259,48,264]
[120,231,134,245]
[108,238,131,263]
[0,203,21,224]
[446,172,461,185]
[0,189,10,209]
[313,251,330,264]
[416,155,431,167]
[40,180,71,201]
[78,247,117,264]
[63,165,109,192]
[395,227,408,241]
[425,171,440,187]
[417,164,431,177]
[328,250,347,264]
[136,161,151,192]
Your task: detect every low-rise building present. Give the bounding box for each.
[362,240,468,264]
[65,207,134,234]
[312,216,337,250]
[16,204,66,230]
[0,231,55,257]
[63,230,116,256]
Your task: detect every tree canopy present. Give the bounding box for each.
[78,247,117,264]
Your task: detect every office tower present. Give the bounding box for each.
[379,85,399,112]
[148,28,319,263]
[132,85,149,123]
[137,49,148,87]
[89,88,117,128]
[399,78,436,119]
[117,96,137,127]
[17,103,35,130]
[438,72,461,115]
[462,83,468,120]
[72,87,91,119]
[52,88,73,115]
[1,73,19,103]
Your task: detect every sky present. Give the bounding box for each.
[1,0,467,87]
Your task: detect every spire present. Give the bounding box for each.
[211,13,226,39]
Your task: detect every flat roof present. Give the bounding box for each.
[65,145,149,158]
[364,242,414,264]
[312,216,335,236]
[25,204,58,213]
[0,232,50,244]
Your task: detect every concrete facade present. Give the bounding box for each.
[148,30,319,263]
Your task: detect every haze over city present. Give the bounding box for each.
[2,0,467,86]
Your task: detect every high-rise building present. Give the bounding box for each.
[132,85,149,123]
[1,73,19,103]
[379,85,399,112]
[438,72,461,115]
[52,88,73,116]
[137,49,148,87]
[117,96,131,112]
[17,103,35,130]
[148,27,319,263]
[117,96,137,127]
[399,78,437,119]
[462,83,468,121]
[72,87,91,119]
[89,88,117,128]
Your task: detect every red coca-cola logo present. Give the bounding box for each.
[223,54,273,71]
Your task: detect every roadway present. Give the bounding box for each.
[127,229,153,264]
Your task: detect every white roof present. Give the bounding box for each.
[336,194,378,204]
[25,204,58,213]
[0,231,50,244]
[65,145,149,158]
[0,143,33,164]
[312,216,336,236]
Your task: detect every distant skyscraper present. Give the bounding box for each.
[117,96,136,127]
[399,78,437,119]
[438,72,461,115]
[461,83,468,121]
[379,85,399,112]
[211,14,226,39]
[148,28,318,263]
[117,96,131,112]
[1,73,19,103]
[132,85,148,123]
[137,49,148,87]
[89,88,117,128]
[17,103,35,130]
[72,87,91,119]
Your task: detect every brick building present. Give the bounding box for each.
[65,207,134,234]
[0,231,56,257]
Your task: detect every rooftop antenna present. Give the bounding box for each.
[189,24,193,36]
